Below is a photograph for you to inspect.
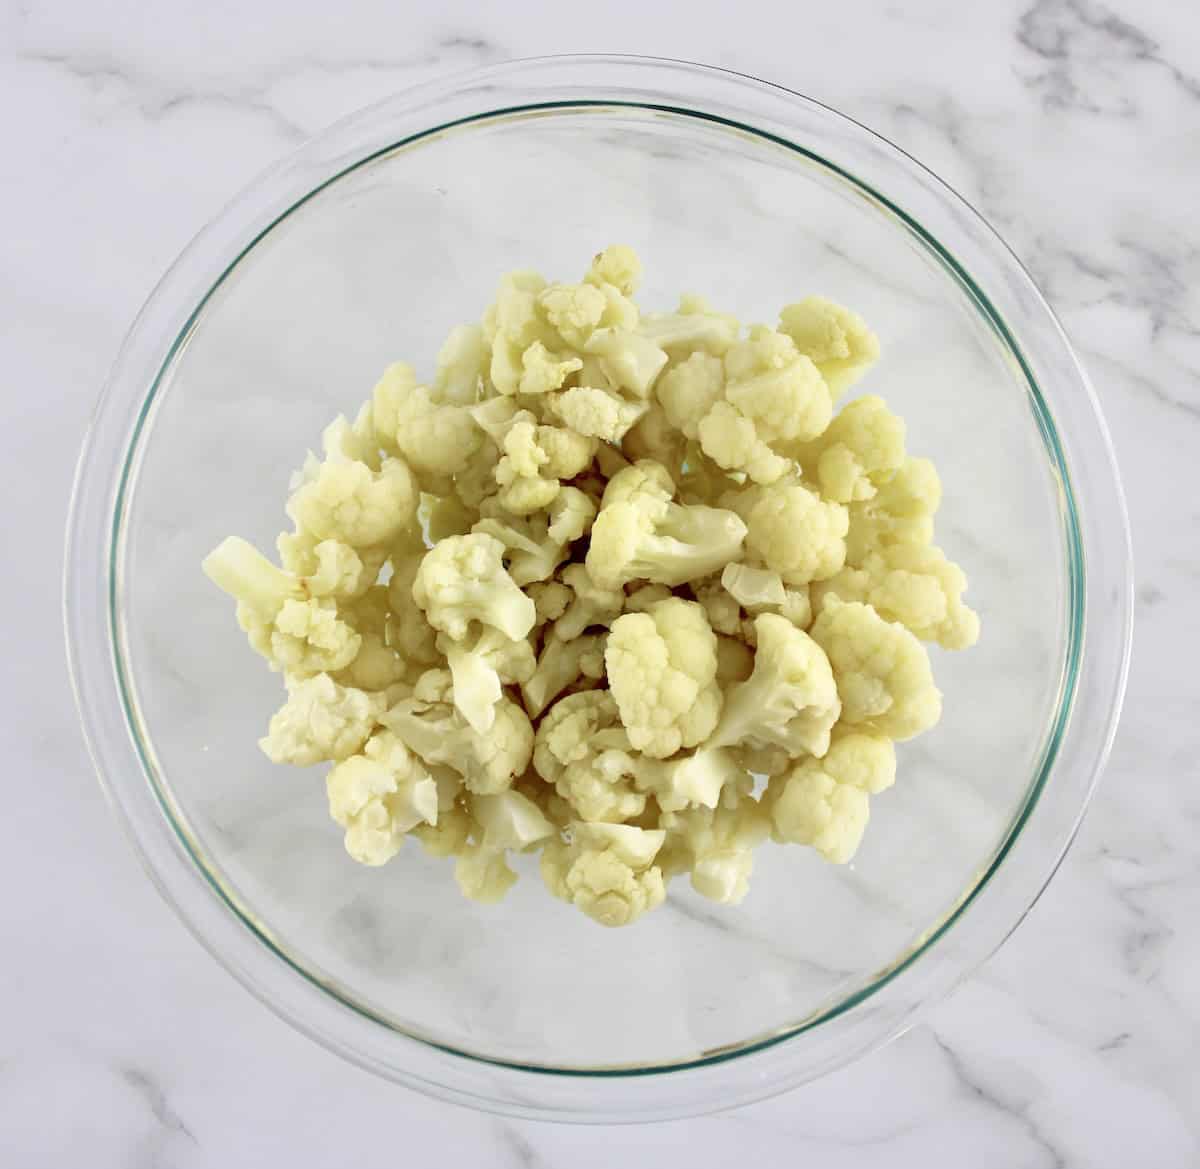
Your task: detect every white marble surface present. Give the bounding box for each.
[3,0,1196,1163]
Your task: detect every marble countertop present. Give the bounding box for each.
[5,0,1197,1164]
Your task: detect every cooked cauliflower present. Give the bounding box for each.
[439,627,536,734]
[586,461,747,589]
[606,598,722,758]
[204,536,362,676]
[412,533,536,642]
[541,822,667,927]
[326,730,440,865]
[288,453,417,549]
[206,245,979,926]
[709,613,841,758]
[779,296,880,397]
[793,394,906,504]
[384,685,534,795]
[260,673,383,765]
[810,598,942,739]
[734,481,849,585]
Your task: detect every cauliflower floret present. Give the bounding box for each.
[697,401,791,485]
[260,673,383,765]
[723,326,832,443]
[527,579,572,628]
[287,451,417,550]
[326,730,440,866]
[767,731,894,862]
[384,688,534,795]
[275,532,384,601]
[420,492,478,541]
[709,613,841,758]
[656,352,726,440]
[335,585,409,691]
[779,296,880,397]
[692,327,832,485]
[687,574,742,636]
[433,323,489,403]
[369,364,483,489]
[660,799,769,904]
[519,341,583,395]
[734,482,849,585]
[585,461,747,590]
[605,598,722,759]
[533,691,628,782]
[521,632,606,718]
[813,543,980,650]
[412,533,536,642]
[769,768,868,864]
[555,744,647,825]
[548,385,649,443]
[810,598,942,739]
[494,419,595,515]
[203,536,362,676]
[541,822,667,927]
[439,627,537,733]
[845,455,943,562]
[554,563,625,640]
[454,790,556,904]
[546,485,597,545]
[585,244,643,297]
[793,394,906,503]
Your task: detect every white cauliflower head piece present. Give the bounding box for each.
[541,822,667,927]
[412,532,536,642]
[326,730,440,866]
[605,598,723,759]
[260,673,383,765]
[810,598,942,739]
[709,612,841,758]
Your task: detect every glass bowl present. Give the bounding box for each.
[65,55,1132,1123]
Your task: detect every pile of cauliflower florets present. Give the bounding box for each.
[203,246,979,928]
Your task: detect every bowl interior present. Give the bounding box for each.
[117,104,1072,1070]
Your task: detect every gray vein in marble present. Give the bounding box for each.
[1016,0,1200,114]
[493,1119,546,1169]
[17,30,508,141]
[119,1063,198,1167]
[1079,346,1200,424]
[930,1033,1066,1169]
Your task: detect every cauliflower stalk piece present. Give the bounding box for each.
[455,790,556,904]
[438,627,537,734]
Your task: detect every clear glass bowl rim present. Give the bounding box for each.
[64,54,1133,1123]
